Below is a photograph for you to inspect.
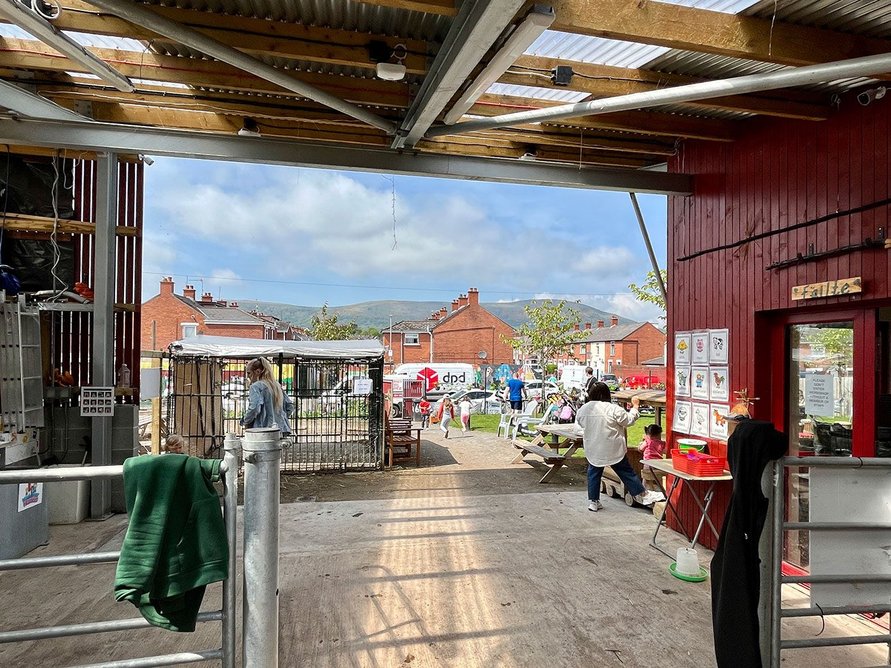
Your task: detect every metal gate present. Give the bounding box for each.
[167,353,384,471]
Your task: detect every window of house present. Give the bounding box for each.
[608,360,613,372]
[580,344,586,355]
[610,342,616,356]
[404,332,420,345]
[181,323,198,338]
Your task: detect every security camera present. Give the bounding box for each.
[138,154,154,166]
[857,86,886,106]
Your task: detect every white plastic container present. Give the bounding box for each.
[675,547,700,576]
[47,464,90,525]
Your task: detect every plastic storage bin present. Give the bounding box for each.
[47,464,90,525]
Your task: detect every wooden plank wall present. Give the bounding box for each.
[666,94,891,547]
[53,157,143,400]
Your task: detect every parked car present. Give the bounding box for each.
[600,374,620,391]
[524,380,559,400]
[432,389,503,416]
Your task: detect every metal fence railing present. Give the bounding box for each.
[763,456,891,666]
[0,444,239,668]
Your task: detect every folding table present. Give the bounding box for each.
[644,458,732,559]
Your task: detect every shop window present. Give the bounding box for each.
[404,332,420,346]
[181,323,198,338]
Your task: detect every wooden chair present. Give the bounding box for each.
[385,416,422,467]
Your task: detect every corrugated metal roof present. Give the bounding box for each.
[746,0,891,38]
[486,82,589,104]
[143,0,451,41]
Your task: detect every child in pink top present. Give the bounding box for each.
[638,424,667,462]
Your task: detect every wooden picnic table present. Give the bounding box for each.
[511,423,584,483]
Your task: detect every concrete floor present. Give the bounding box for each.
[0,428,887,667]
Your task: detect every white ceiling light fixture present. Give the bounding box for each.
[442,5,555,125]
[375,43,407,81]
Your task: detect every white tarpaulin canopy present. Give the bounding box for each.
[169,335,384,359]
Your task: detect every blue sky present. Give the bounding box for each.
[143,157,667,322]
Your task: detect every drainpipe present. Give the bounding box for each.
[427,51,891,137]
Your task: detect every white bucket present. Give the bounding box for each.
[677,438,707,452]
[675,547,700,576]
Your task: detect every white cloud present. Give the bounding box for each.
[573,247,636,276]
[210,268,240,281]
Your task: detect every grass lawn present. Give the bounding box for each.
[469,412,658,460]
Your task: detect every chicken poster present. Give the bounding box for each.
[675,333,691,365]
[709,366,729,402]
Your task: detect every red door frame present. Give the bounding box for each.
[759,307,876,457]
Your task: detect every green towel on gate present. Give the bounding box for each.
[114,454,228,632]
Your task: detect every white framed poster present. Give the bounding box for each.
[710,404,730,441]
[674,333,692,365]
[709,328,729,364]
[709,366,730,402]
[690,402,711,438]
[691,366,709,400]
[675,366,691,397]
[18,482,43,511]
[673,400,692,434]
[691,331,709,364]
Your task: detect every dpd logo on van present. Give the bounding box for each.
[417,367,438,391]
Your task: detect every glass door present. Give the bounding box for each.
[785,321,854,568]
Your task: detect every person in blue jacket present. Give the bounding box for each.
[242,357,293,436]
[507,372,527,414]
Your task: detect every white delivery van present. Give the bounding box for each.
[392,363,474,395]
[559,364,589,391]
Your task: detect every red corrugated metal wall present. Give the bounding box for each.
[53,157,143,400]
[667,96,891,547]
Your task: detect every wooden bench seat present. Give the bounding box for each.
[385,417,422,467]
[511,435,581,483]
[512,442,568,463]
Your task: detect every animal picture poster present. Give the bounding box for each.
[709,328,729,364]
[690,402,711,438]
[710,404,730,441]
[675,366,691,397]
[709,366,730,402]
[675,333,691,365]
[691,331,709,365]
[673,401,692,434]
[690,366,710,400]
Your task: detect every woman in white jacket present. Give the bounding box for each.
[575,382,664,512]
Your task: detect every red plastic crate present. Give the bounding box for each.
[671,449,727,476]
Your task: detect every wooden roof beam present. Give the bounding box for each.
[503,56,831,121]
[0,38,413,108]
[14,1,429,74]
[548,0,891,67]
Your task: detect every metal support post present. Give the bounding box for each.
[90,152,118,519]
[629,192,668,305]
[759,459,779,666]
[242,427,281,668]
[222,434,241,668]
[769,460,784,668]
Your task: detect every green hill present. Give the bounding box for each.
[236,298,635,331]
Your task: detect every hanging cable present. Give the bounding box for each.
[50,153,70,298]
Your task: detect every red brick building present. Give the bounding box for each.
[141,277,277,350]
[382,288,515,370]
[558,316,666,381]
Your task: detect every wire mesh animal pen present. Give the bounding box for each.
[166,336,385,471]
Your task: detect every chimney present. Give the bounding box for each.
[160,276,174,296]
[468,287,479,306]
[573,324,579,331]
[182,284,196,300]
[451,299,460,312]
[230,301,238,308]
[585,322,592,330]
[597,320,604,328]
[201,292,214,304]
[439,307,448,319]
[431,311,440,321]
[610,315,619,327]
[458,293,468,308]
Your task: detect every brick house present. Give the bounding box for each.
[141,277,277,350]
[382,288,515,370]
[560,316,666,381]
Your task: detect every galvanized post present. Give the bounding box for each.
[242,427,281,668]
[90,152,118,519]
[759,459,778,665]
[769,460,785,668]
[221,434,240,668]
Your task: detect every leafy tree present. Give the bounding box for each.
[310,304,359,340]
[628,269,668,320]
[358,326,382,338]
[502,300,586,395]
